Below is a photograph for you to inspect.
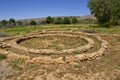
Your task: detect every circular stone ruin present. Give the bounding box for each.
[0,29,108,64]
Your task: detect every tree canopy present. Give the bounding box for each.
[71,17,78,24]
[0,20,7,26]
[30,20,37,25]
[88,0,120,26]
[9,18,16,25]
[46,16,55,24]
[54,17,63,24]
[63,17,71,24]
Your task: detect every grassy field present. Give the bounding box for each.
[1,24,120,36]
[0,24,120,80]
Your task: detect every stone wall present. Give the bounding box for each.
[0,29,110,64]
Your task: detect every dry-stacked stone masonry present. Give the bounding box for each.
[0,29,109,64]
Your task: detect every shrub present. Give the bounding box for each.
[30,20,36,25]
[74,51,81,54]
[54,17,63,24]
[0,19,7,26]
[9,18,16,26]
[9,18,16,23]
[100,22,111,28]
[116,77,120,80]
[10,59,24,70]
[46,16,55,24]
[71,17,78,24]
[63,17,71,24]
[116,37,120,42]
[17,21,23,25]
[0,54,7,60]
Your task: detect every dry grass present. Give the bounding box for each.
[0,24,120,80]
[19,35,87,50]
[6,35,119,80]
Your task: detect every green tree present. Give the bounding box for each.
[71,17,78,24]
[63,17,71,24]
[0,20,7,26]
[0,19,8,26]
[9,18,16,25]
[54,17,63,24]
[30,20,36,25]
[46,16,55,24]
[17,21,23,25]
[110,0,120,25]
[88,0,120,26]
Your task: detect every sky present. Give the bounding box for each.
[0,0,90,20]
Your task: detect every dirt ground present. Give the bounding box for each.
[0,35,120,80]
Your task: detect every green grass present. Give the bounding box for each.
[0,26,45,36]
[19,35,87,50]
[86,25,120,34]
[74,51,81,54]
[0,24,120,36]
[0,25,57,36]
[116,37,120,42]
[0,54,7,60]
[118,64,120,67]
[10,59,24,70]
[116,77,120,80]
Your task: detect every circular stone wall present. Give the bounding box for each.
[9,34,95,55]
[1,29,108,64]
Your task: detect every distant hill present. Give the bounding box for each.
[77,15,96,20]
[18,15,97,24]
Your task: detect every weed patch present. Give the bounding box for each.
[116,77,120,80]
[10,59,25,70]
[0,54,7,60]
[116,37,120,42]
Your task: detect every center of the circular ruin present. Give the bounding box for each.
[19,35,87,51]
